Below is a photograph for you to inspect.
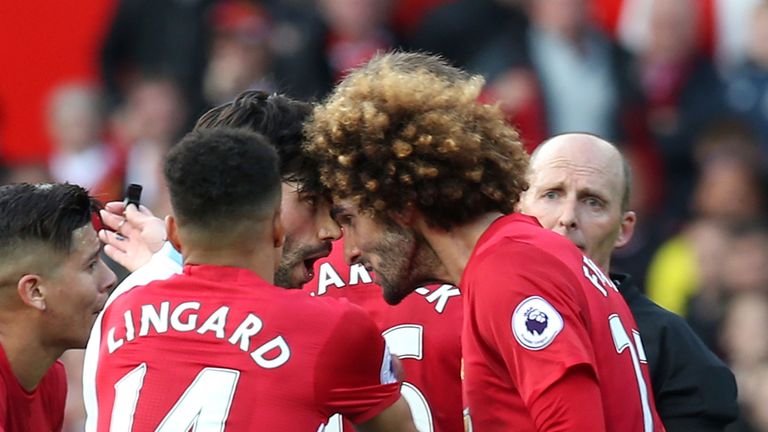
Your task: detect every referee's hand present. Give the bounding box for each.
[99,201,167,272]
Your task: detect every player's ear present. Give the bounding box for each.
[272,207,285,249]
[17,274,46,311]
[166,215,182,253]
[391,204,416,228]
[614,211,636,249]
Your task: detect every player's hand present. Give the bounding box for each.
[99,201,167,272]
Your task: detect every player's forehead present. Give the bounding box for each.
[70,224,101,256]
[330,198,360,218]
[531,138,623,193]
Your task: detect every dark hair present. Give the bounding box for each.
[0,183,99,254]
[164,127,281,228]
[305,51,529,229]
[194,90,318,191]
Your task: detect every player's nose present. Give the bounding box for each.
[556,204,578,231]
[344,241,362,266]
[317,205,342,241]
[99,260,118,294]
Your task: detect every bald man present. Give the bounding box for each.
[520,133,738,432]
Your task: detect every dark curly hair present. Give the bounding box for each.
[0,183,100,255]
[304,51,529,229]
[195,90,320,193]
[164,127,280,228]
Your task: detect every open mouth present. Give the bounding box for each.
[302,257,320,280]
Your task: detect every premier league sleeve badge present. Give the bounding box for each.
[512,296,564,350]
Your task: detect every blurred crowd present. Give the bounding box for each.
[2,0,768,430]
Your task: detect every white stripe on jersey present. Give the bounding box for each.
[83,242,183,432]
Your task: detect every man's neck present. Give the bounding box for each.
[182,245,277,285]
[417,212,505,284]
[0,319,60,391]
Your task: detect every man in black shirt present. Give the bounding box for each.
[519,133,738,431]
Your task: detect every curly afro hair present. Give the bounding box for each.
[304,51,529,229]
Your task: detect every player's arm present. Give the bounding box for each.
[471,248,607,432]
[99,201,172,271]
[354,397,417,432]
[528,364,606,431]
[315,304,417,431]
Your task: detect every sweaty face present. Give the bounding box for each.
[332,199,438,304]
[43,225,116,349]
[520,144,627,271]
[275,183,339,288]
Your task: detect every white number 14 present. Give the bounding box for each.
[111,363,240,431]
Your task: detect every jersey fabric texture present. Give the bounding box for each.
[612,272,738,431]
[461,214,666,432]
[87,263,400,431]
[0,343,66,431]
[304,239,464,432]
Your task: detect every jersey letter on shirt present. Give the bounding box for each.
[511,296,564,350]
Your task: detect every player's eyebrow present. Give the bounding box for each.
[330,205,346,222]
[83,245,102,266]
[578,187,610,203]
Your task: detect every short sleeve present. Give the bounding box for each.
[467,245,598,404]
[314,304,401,424]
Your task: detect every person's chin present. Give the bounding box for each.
[381,282,409,306]
[291,264,313,288]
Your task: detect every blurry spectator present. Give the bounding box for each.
[720,225,768,294]
[722,290,768,379]
[635,0,730,228]
[0,163,51,186]
[114,76,185,218]
[720,291,768,432]
[686,223,768,351]
[734,361,768,432]
[470,0,642,146]
[389,0,454,38]
[100,0,214,123]
[271,0,395,100]
[726,1,768,155]
[647,218,731,318]
[713,0,763,72]
[46,83,124,201]
[203,0,276,106]
[407,0,528,68]
[647,123,765,319]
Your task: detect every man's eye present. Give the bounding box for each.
[543,191,558,200]
[585,198,603,208]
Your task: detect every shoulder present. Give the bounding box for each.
[38,361,67,410]
[469,229,581,287]
[105,251,183,310]
[279,290,375,333]
[44,361,67,393]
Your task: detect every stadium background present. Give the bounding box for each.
[1,0,767,430]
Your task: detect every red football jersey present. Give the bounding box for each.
[304,240,463,432]
[88,264,400,431]
[461,214,665,431]
[0,344,66,432]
